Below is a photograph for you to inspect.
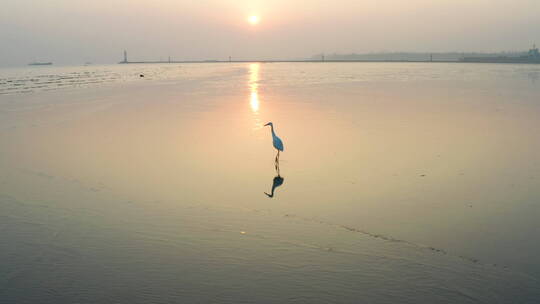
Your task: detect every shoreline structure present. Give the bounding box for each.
[118,45,540,65]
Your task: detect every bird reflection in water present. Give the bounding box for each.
[265,174,284,198]
[264,146,284,198]
[264,146,285,198]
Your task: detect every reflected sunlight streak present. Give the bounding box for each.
[249,63,262,129]
[250,91,259,112]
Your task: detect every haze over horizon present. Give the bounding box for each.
[1,0,539,67]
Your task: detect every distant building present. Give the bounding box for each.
[528,44,539,59]
[119,50,128,64]
[461,44,540,63]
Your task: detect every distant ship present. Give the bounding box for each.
[28,62,52,66]
[461,45,540,64]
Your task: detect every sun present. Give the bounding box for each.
[248,15,259,25]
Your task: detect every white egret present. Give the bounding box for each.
[264,122,284,167]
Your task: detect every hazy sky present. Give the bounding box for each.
[1,0,539,66]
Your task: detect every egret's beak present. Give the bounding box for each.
[264,123,270,126]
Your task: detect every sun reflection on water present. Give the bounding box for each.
[249,63,262,129]
[250,91,259,112]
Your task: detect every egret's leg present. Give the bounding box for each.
[276,151,281,176]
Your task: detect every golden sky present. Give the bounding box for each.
[1,0,539,65]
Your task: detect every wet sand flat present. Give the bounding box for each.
[1,62,540,303]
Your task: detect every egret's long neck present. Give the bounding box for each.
[270,125,276,136]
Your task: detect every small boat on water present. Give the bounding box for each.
[28,62,53,66]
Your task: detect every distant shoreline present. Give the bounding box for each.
[118,59,540,64]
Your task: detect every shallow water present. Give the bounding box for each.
[1,62,540,303]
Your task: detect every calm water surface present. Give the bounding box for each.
[1,63,540,303]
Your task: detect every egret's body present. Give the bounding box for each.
[264,122,284,175]
[271,128,284,152]
[265,122,284,152]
